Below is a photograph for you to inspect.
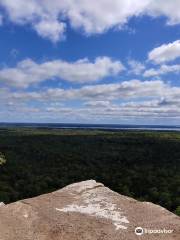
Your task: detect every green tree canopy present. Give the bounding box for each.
[0,152,6,165]
[175,206,180,216]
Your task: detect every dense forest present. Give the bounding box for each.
[0,128,179,216]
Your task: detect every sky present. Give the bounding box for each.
[0,0,180,125]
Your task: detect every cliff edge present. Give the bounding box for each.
[0,180,179,240]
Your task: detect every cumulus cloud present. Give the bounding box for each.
[148,40,180,64]
[84,100,112,108]
[8,80,177,102]
[0,0,180,42]
[34,20,66,43]
[1,79,180,122]
[0,57,124,88]
[144,64,180,77]
[46,80,180,104]
[146,0,180,26]
[128,59,145,75]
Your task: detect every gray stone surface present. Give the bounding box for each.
[0,202,4,207]
[0,180,179,240]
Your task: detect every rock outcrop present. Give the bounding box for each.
[0,180,179,240]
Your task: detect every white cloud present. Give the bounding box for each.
[34,20,66,43]
[9,80,175,102]
[1,79,180,122]
[0,57,124,88]
[0,0,67,42]
[148,40,180,64]
[144,64,180,77]
[66,0,150,34]
[84,100,112,108]
[0,1,180,42]
[128,59,145,75]
[44,80,179,103]
[146,0,180,26]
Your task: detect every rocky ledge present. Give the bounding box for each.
[0,180,179,240]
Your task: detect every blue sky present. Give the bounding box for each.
[0,0,180,124]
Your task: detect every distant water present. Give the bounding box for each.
[0,123,180,132]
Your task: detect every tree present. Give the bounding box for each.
[175,206,180,216]
[0,152,6,165]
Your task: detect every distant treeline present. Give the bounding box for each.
[0,128,179,216]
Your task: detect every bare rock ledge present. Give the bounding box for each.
[0,180,179,240]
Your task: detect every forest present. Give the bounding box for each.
[0,128,179,216]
